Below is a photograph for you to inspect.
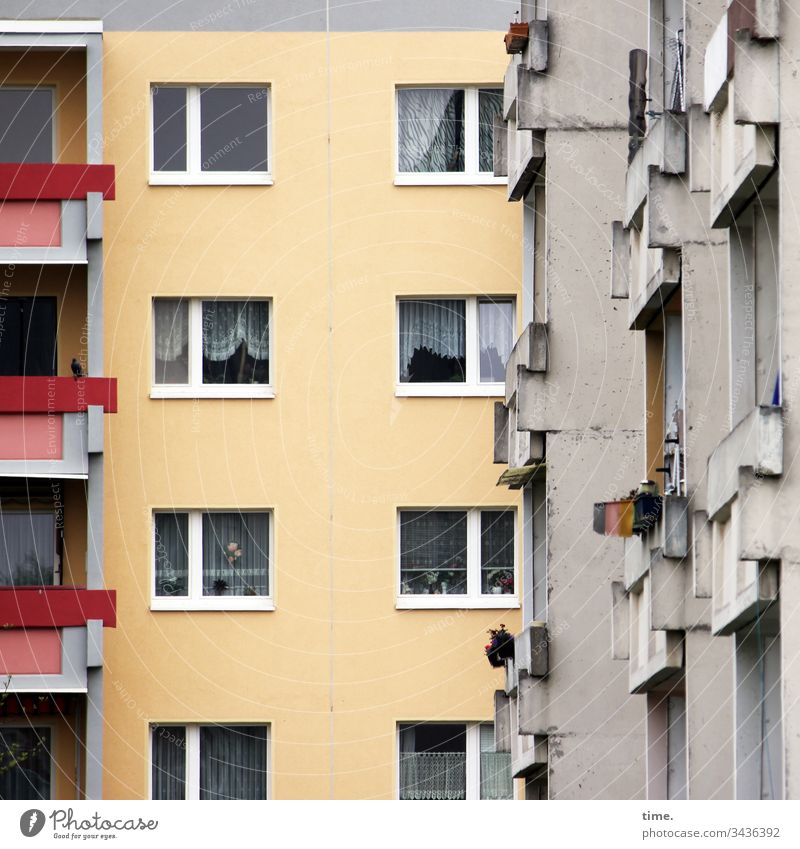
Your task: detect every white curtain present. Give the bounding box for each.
[154,299,189,362]
[202,301,268,362]
[154,513,189,597]
[399,300,466,381]
[398,89,464,173]
[202,512,269,596]
[478,89,503,172]
[0,513,55,586]
[478,300,514,382]
[199,726,267,800]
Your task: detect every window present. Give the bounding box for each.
[151,298,272,398]
[0,87,53,163]
[152,510,272,610]
[397,508,517,608]
[395,86,504,185]
[396,297,514,396]
[0,727,52,800]
[0,512,57,586]
[0,297,57,377]
[150,85,271,185]
[151,724,269,800]
[398,723,512,800]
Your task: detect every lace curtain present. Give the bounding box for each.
[0,513,55,586]
[154,299,189,363]
[154,512,189,597]
[398,88,464,173]
[480,510,515,594]
[202,301,268,363]
[399,752,467,800]
[400,511,467,595]
[479,724,513,800]
[399,299,466,382]
[478,300,515,382]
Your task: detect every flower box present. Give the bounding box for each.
[504,21,529,54]
[593,499,634,537]
[485,626,515,668]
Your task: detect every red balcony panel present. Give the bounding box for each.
[0,414,63,459]
[0,376,118,414]
[0,629,61,674]
[0,200,61,246]
[0,163,115,201]
[0,587,117,629]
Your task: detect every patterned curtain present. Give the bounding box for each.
[151,726,186,800]
[154,513,189,597]
[400,511,467,595]
[399,299,466,382]
[153,299,189,362]
[478,89,503,172]
[202,512,269,596]
[199,726,267,800]
[479,724,513,800]
[202,301,268,362]
[480,510,515,594]
[478,300,515,382]
[398,88,464,172]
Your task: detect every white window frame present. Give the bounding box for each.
[150,509,275,611]
[0,85,56,164]
[0,721,56,801]
[395,296,513,397]
[150,297,274,399]
[396,507,519,610]
[394,85,506,186]
[149,84,272,186]
[396,722,508,800]
[148,723,270,800]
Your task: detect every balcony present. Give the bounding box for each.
[0,377,117,477]
[0,164,115,263]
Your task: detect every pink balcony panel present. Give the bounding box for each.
[0,414,62,459]
[0,200,61,247]
[0,629,62,674]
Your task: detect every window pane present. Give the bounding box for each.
[399,723,466,800]
[399,300,466,383]
[479,723,513,799]
[153,299,189,384]
[200,725,267,800]
[154,512,189,597]
[151,726,186,800]
[152,86,187,172]
[0,727,51,800]
[0,513,55,586]
[480,510,515,595]
[202,300,269,385]
[202,512,269,596]
[0,297,57,377]
[478,88,503,173]
[397,88,464,173]
[400,511,467,595]
[0,88,53,163]
[478,299,514,382]
[200,87,268,172]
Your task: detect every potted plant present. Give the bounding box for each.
[213,578,228,596]
[633,481,662,534]
[505,20,530,54]
[485,624,515,668]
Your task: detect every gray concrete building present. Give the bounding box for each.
[492,0,649,799]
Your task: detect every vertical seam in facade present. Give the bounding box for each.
[325,0,335,801]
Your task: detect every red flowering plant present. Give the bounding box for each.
[485,624,515,668]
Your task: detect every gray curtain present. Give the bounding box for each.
[0,513,55,586]
[400,511,467,595]
[202,301,268,362]
[479,724,513,800]
[151,726,186,800]
[199,725,267,800]
[480,510,515,594]
[154,513,189,597]
[478,89,503,172]
[399,300,466,382]
[202,513,269,596]
[398,88,464,172]
[478,300,514,382]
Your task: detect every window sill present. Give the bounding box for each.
[396,596,519,610]
[151,598,275,612]
[150,385,275,399]
[394,174,507,187]
[395,383,504,398]
[149,173,273,187]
